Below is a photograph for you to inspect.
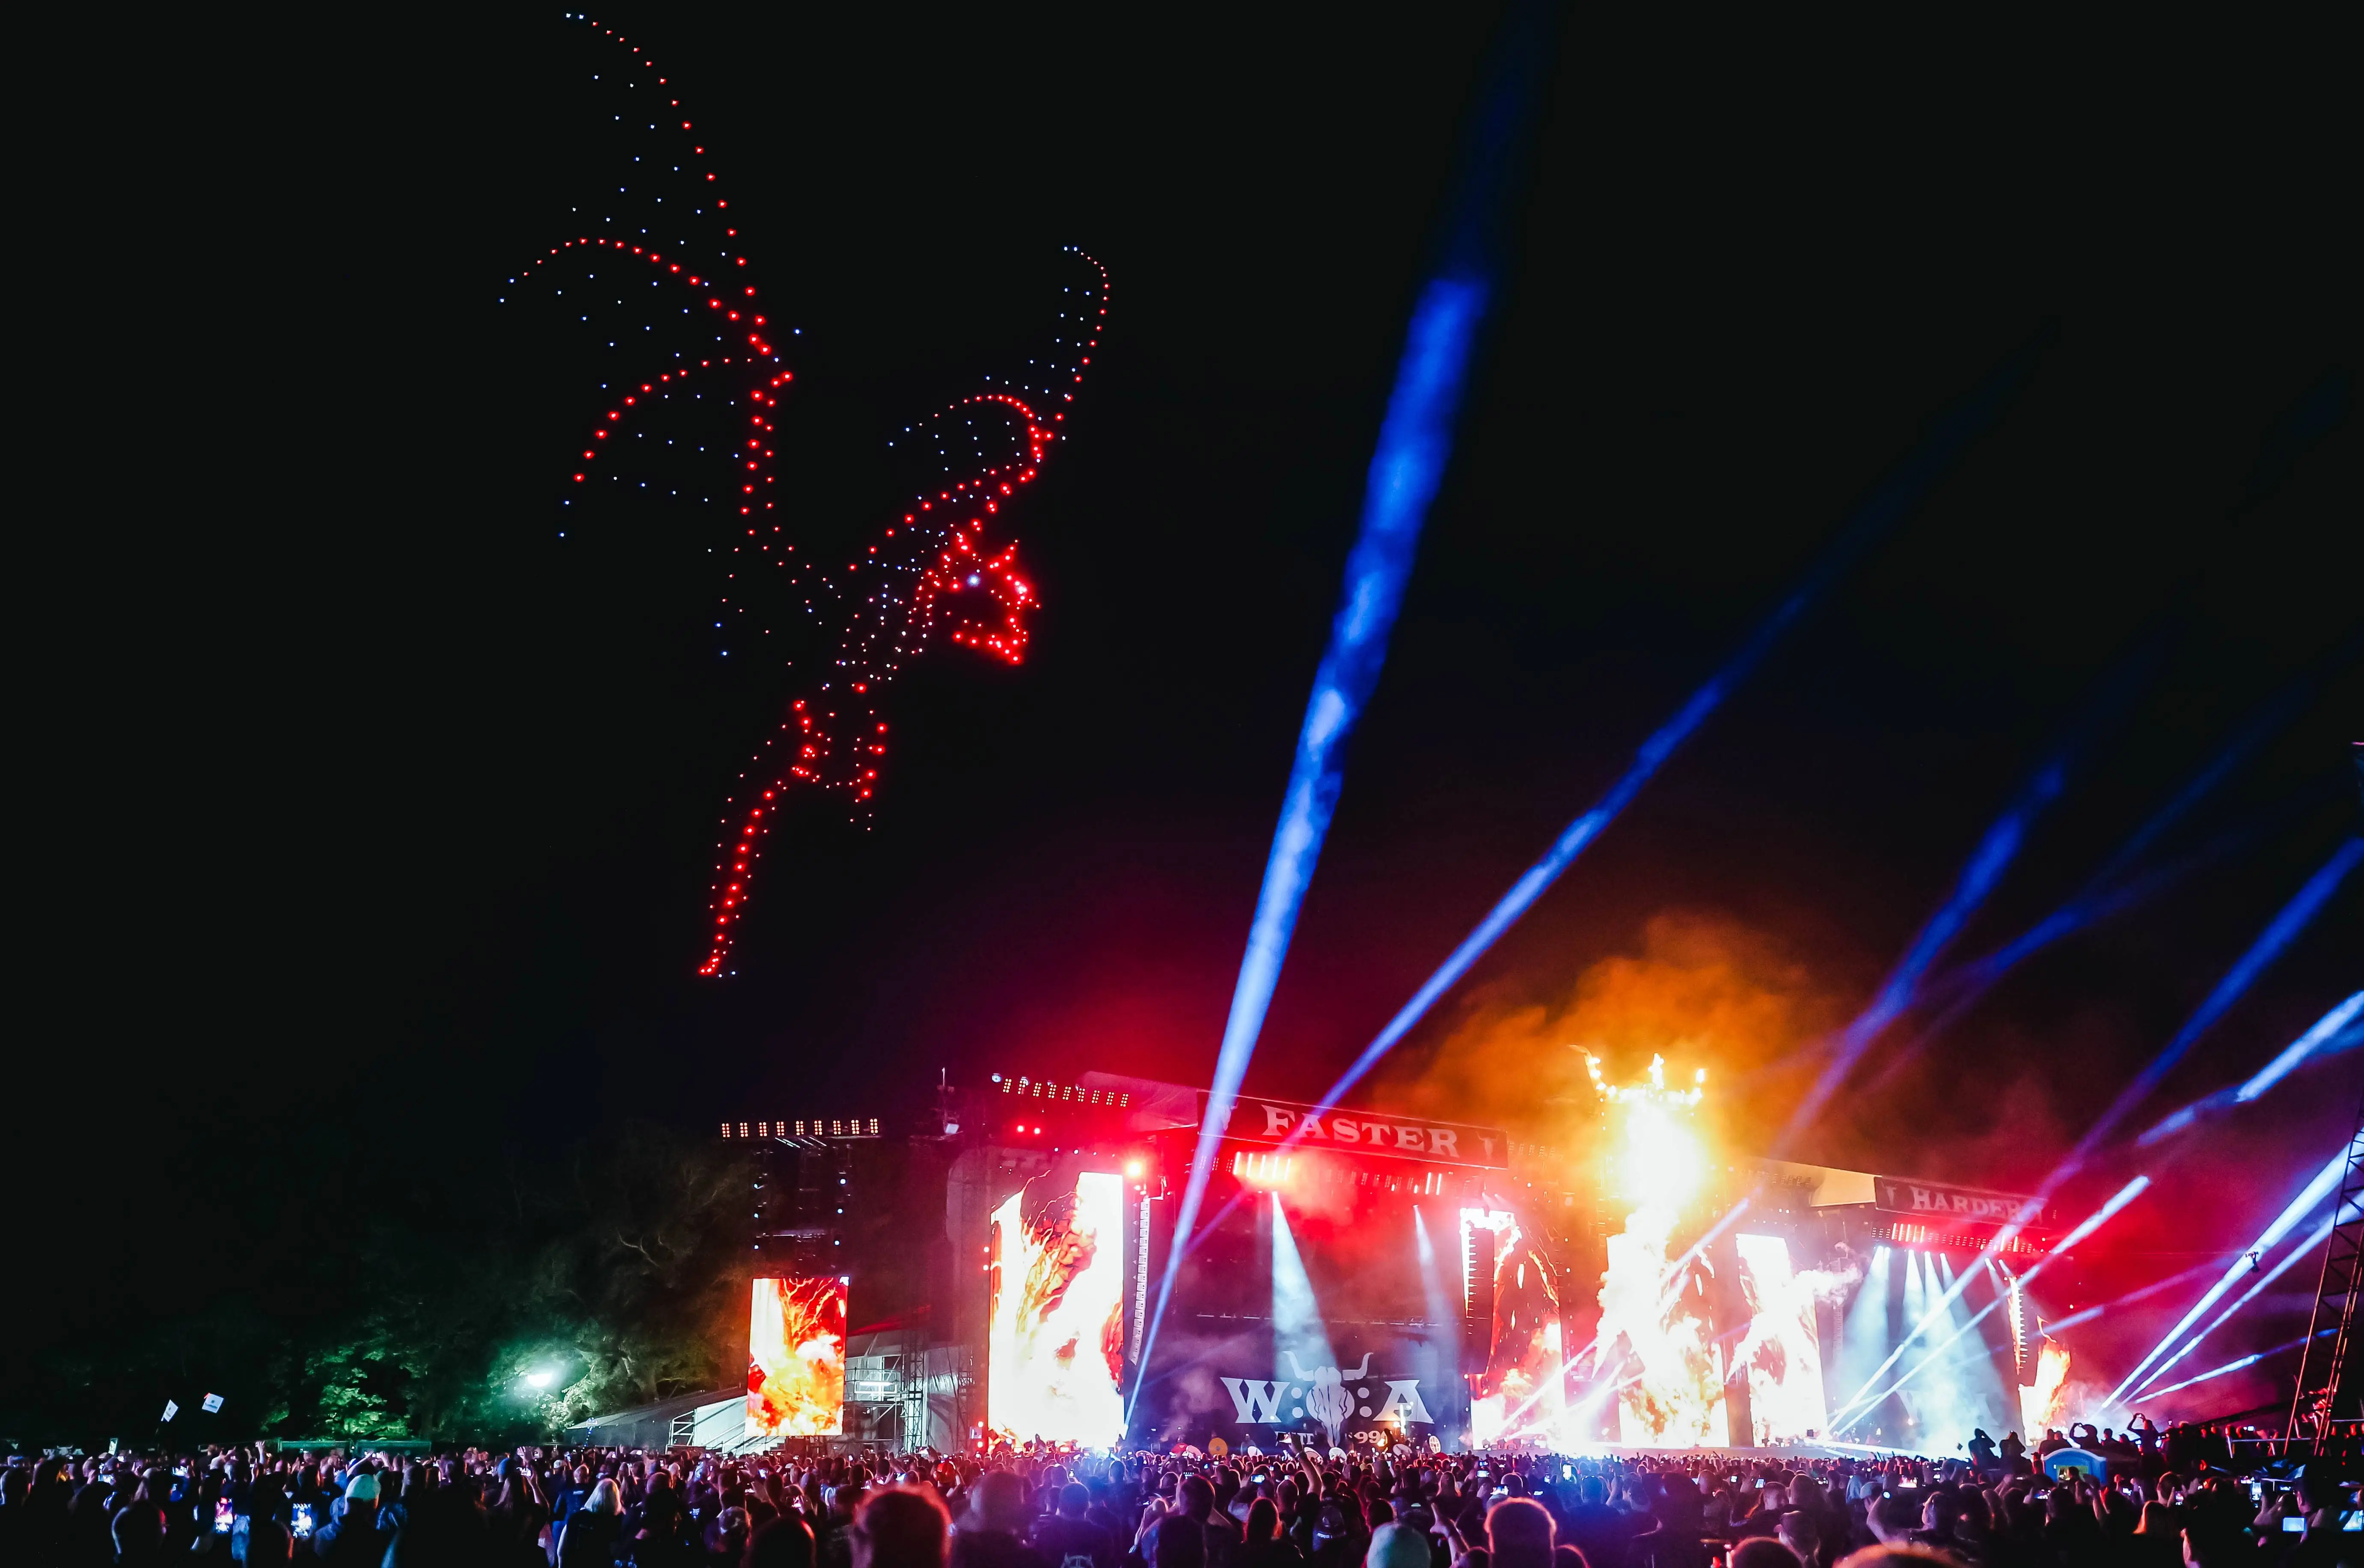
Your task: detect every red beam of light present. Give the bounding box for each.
[2101,1142,2352,1409]
[1831,1175,2150,1431]
[2129,1207,2349,1400]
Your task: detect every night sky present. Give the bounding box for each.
[22,6,2360,1417]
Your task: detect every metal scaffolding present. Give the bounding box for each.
[2287,1083,2364,1451]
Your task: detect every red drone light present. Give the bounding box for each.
[530,26,1105,977]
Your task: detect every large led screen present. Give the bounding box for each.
[988,1170,1126,1443]
[748,1276,846,1437]
[1733,1234,1829,1445]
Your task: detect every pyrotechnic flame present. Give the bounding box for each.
[747,1277,845,1437]
[2020,1337,2071,1437]
[1590,1053,1726,1445]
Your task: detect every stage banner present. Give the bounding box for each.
[988,1170,1127,1444]
[748,1276,847,1437]
[1200,1093,1509,1169]
[1873,1177,2056,1227]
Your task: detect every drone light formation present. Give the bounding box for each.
[517,19,1105,976]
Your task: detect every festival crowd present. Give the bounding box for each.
[0,1427,2349,1568]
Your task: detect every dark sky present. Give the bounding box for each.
[24,6,2360,1412]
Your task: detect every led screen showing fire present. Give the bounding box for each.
[988,1170,1126,1444]
[1733,1233,1831,1444]
[1467,1210,1567,1446]
[748,1276,846,1437]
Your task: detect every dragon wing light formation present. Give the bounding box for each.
[508,15,1106,975]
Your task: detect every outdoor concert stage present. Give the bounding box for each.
[962,1072,2067,1453]
[722,1070,2073,1454]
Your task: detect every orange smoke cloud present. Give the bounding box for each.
[1376,911,1838,1159]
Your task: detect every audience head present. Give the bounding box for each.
[852,1487,951,1568]
[749,1512,819,1568]
[1153,1515,1209,1568]
[1486,1496,1555,1568]
[1367,1522,1432,1568]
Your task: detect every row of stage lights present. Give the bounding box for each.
[721,1118,880,1139]
[1879,1224,2048,1257]
[991,1073,1132,1107]
[1231,1149,1454,1197]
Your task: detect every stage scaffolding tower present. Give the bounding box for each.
[2287,1083,2364,1452]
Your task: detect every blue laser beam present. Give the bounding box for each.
[1295,335,2048,1126]
[1130,7,1553,1421]
[2043,1257,2236,1334]
[1779,715,2109,1153]
[1835,369,2358,1082]
[1163,337,2046,1271]
[1872,636,2361,1081]
[2138,991,2364,1146]
[2131,1211,2343,1398]
[2043,836,2364,1196]
[1861,820,2266,1104]
[2141,1331,2331,1403]
[2101,1139,2354,1408]
[1837,847,2361,1421]
[2236,991,2364,1102]
[1134,279,1484,1423]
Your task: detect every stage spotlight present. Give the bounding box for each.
[1271,1193,1336,1381]
[1411,1208,1461,1364]
[1232,1150,1294,1189]
[1834,1175,2149,1431]
[523,1369,556,1390]
[1125,1159,1145,1179]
